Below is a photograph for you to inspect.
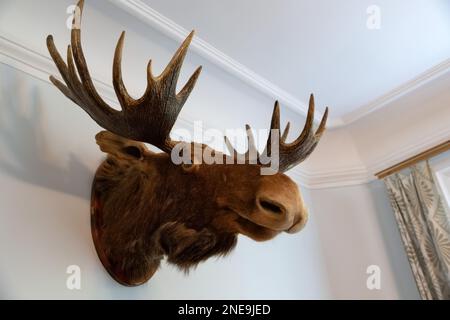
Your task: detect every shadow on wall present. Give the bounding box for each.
[0,69,93,200]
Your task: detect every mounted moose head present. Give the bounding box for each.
[47,0,328,286]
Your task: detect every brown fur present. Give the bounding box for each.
[93,131,307,283]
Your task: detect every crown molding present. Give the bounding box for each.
[2,33,449,190]
[0,35,53,84]
[367,126,450,176]
[0,34,119,107]
[290,126,450,189]
[339,59,450,126]
[289,126,450,189]
[289,166,371,189]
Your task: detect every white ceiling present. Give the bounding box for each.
[141,0,450,122]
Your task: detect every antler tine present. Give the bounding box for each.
[47,36,83,106]
[159,31,195,94]
[263,101,281,157]
[66,45,86,104]
[49,76,79,105]
[277,94,328,172]
[258,95,328,172]
[291,93,316,146]
[113,31,136,109]
[143,31,202,125]
[46,36,71,90]
[66,44,106,121]
[315,107,328,137]
[281,122,290,142]
[70,0,116,116]
[177,66,202,106]
[47,35,99,115]
[113,28,201,115]
[245,124,260,161]
[47,0,119,132]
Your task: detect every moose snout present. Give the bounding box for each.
[285,208,308,233]
[254,174,308,233]
[254,193,298,231]
[255,194,307,232]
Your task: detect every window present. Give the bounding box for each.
[430,151,450,209]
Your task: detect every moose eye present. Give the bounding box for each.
[122,146,142,159]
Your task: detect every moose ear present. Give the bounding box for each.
[95,131,147,160]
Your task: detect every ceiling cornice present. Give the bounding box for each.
[339,59,450,126]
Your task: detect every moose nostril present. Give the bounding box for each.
[259,200,284,214]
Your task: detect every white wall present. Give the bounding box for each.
[0,0,423,299]
[309,181,419,299]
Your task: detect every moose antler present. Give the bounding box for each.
[267,95,328,172]
[225,95,328,172]
[46,0,201,153]
[47,0,328,170]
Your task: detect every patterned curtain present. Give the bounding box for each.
[384,161,450,299]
